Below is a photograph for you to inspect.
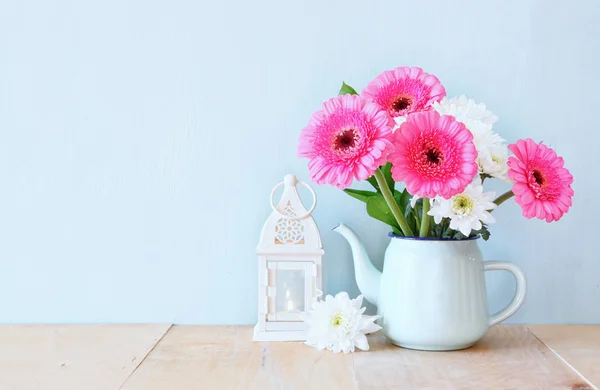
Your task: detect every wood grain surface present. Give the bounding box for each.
[0,324,170,390]
[530,325,600,389]
[0,325,596,390]
[353,325,593,390]
[120,326,358,390]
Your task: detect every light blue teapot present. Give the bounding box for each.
[334,223,526,351]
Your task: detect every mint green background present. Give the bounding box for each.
[0,0,594,323]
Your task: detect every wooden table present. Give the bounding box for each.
[0,325,597,389]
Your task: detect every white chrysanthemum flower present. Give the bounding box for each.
[392,115,407,133]
[433,96,508,179]
[428,177,497,236]
[410,194,420,208]
[432,95,498,125]
[302,292,381,354]
[478,143,510,181]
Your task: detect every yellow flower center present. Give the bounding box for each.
[452,194,474,216]
[331,313,344,327]
[491,155,502,164]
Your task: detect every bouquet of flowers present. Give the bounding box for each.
[298,67,574,239]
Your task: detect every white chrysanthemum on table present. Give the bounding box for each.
[433,96,509,180]
[302,292,381,354]
[428,177,497,236]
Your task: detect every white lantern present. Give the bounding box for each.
[253,174,324,342]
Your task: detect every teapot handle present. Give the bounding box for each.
[484,261,527,327]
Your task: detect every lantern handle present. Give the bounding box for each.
[269,180,317,221]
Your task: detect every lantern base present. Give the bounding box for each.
[253,324,307,342]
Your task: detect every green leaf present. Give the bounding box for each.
[406,209,417,235]
[451,230,466,240]
[442,227,454,239]
[366,176,379,192]
[477,224,492,241]
[397,189,411,214]
[338,82,358,96]
[434,218,450,239]
[398,192,419,235]
[411,197,423,220]
[381,162,395,192]
[366,195,401,232]
[431,221,444,238]
[343,188,378,203]
[394,190,402,207]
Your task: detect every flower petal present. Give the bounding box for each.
[353,332,370,351]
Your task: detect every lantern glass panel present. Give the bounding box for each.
[275,268,305,313]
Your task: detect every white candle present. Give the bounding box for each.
[286,299,295,312]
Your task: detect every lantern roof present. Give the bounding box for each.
[256,175,324,256]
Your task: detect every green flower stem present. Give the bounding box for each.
[412,208,421,232]
[493,190,515,208]
[373,169,414,237]
[420,198,431,237]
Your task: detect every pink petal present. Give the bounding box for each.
[512,182,529,195]
[520,190,535,205]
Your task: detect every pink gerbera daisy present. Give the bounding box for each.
[507,139,574,222]
[388,111,478,199]
[298,94,394,189]
[362,67,446,119]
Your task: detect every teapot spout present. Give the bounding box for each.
[333,223,381,305]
